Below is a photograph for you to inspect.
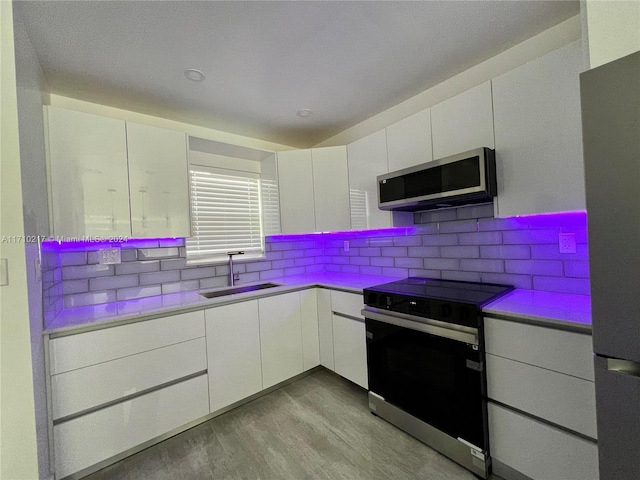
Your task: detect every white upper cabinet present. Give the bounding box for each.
[277,149,316,234]
[126,122,190,238]
[430,81,495,160]
[346,130,392,230]
[46,107,131,237]
[277,147,351,234]
[46,107,192,238]
[386,108,433,172]
[312,146,351,232]
[492,41,585,217]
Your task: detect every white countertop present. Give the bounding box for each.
[483,289,592,333]
[45,273,592,336]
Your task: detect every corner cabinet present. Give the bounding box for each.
[45,106,191,238]
[346,130,393,230]
[277,147,350,234]
[492,41,586,217]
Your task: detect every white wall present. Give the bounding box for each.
[585,0,640,68]
[13,3,54,477]
[315,15,582,147]
[0,1,40,478]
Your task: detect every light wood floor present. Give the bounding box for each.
[86,369,501,479]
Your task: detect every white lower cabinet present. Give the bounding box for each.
[54,375,209,479]
[332,314,368,389]
[259,292,304,389]
[317,289,335,371]
[205,301,263,413]
[489,403,599,480]
[300,289,320,371]
[51,337,207,421]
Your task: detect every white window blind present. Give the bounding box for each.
[187,166,264,262]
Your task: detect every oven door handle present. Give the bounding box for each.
[362,307,478,345]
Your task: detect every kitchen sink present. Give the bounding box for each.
[199,282,281,299]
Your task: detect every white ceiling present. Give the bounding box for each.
[17,1,579,148]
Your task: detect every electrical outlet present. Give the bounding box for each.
[559,233,576,254]
[99,248,121,264]
[343,240,349,252]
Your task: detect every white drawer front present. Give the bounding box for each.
[51,337,207,420]
[49,310,205,375]
[486,353,597,438]
[54,374,209,479]
[484,317,594,381]
[489,403,599,480]
[330,290,364,319]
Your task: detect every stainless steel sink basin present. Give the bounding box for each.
[199,282,280,299]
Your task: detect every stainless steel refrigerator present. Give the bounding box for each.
[581,50,640,480]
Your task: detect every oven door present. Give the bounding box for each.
[365,309,486,450]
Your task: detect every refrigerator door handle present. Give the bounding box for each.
[606,358,640,378]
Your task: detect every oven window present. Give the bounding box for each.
[366,318,485,449]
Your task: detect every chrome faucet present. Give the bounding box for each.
[227,251,244,286]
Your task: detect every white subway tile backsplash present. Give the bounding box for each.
[505,260,563,276]
[62,264,113,280]
[408,246,440,258]
[422,234,458,246]
[395,257,423,269]
[89,274,138,291]
[140,270,180,285]
[460,259,504,273]
[180,267,216,281]
[438,219,478,234]
[440,246,480,258]
[115,260,160,275]
[161,280,200,294]
[116,285,162,301]
[137,247,180,260]
[285,266,307,276]
[458,231,502,245]
[49,208,590,312]
[260,269,284,280]
[61,252,87,266]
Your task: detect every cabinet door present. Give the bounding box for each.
[431,81,495,160]
[259,292,303,388]
[386,108,433,171]
[489,403,599,480]
[332,313,368,389]
[46,106,131,237]
[300,289,320,371]
[277,150,315,234]
[493,41,585,217]
[346,130,392,230]
[317,289,335,371]
[126,122,190,237]
[205,301,262,412]
[312,146,351,232]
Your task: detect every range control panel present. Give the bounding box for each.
[363,290,480,328]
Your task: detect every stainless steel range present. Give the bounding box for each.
[362,277,513,479]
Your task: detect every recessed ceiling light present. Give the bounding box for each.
[184,69,205,82]
[297,109,313,117]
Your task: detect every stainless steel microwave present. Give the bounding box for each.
[377,147,496,212]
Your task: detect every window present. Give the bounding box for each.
[186,166,264,262]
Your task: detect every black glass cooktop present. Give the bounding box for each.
[366,277,513,307]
